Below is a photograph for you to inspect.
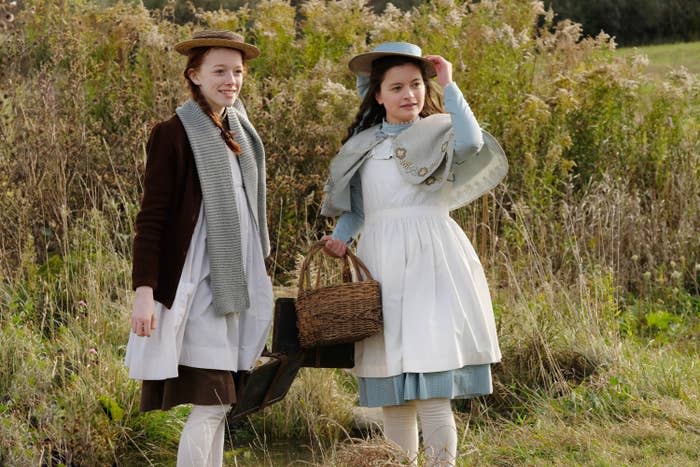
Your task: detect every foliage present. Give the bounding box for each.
[0,0,698,464]
[546,0,700,46]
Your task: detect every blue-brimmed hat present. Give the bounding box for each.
[348,42,437,77]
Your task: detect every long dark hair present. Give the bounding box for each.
[184,47,242,154]
[343,56,445,144]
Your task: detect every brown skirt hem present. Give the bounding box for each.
[139,365,237,412]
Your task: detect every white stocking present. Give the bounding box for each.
[177,404,229,467]
[382,402,419,465]
[415,398,457,466]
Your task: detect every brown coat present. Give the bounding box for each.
[133,115,241,410]
[132,114,202,309]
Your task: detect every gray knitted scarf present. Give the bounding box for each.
[176,99,269,315]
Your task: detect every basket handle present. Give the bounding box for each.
[298,241,375,292]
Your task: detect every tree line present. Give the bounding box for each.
[142,0,700,46]
[545,0,699,45]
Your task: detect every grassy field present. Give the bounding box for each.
[617,41,700,76]
[222,339,700,466]
[1,1,699,465]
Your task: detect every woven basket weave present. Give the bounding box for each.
[296,241,383,349]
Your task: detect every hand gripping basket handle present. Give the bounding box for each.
[298,241,374,292]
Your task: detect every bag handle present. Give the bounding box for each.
[298,241,375,292]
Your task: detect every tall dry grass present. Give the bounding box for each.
[0,0,699,464]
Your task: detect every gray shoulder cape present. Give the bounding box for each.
[320,113,508,217]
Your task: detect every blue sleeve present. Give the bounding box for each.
[444,82,483,161]
[331,171,364,243]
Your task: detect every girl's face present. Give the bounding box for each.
[375,63,425,124]
[188,47,244,114]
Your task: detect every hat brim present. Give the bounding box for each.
[348,52,437,77]
[174,38,260,60]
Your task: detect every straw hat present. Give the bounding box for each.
[348,42,436,77]
[174,30,260,60]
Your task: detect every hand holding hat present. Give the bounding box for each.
[424,55,453,88]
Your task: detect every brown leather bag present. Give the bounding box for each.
[227,349,300,424]
[227,297,354,425]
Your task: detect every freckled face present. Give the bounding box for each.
[188,47,244,114]
[375,63,425,124]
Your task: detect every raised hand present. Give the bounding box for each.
[424,55,453,88]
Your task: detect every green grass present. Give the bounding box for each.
[2,0,700,465]
[617,41,700,76]
[464,342,700,466]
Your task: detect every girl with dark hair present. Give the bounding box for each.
[321,42,508,465]
[341,54,446,143]
[124,30,272,467]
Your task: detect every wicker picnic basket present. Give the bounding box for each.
[296,241,383,349]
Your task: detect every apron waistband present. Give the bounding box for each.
[365,206,450,224]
